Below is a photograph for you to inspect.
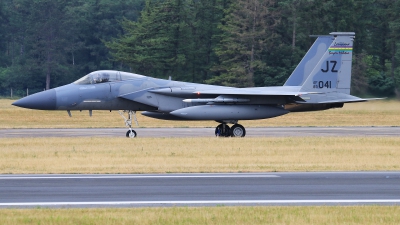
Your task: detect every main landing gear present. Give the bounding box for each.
[119,110,138,138]
[215,122,246,137]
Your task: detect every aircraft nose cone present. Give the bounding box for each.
[12,89,56,110]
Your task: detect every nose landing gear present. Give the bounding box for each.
[119,110,139,138]
[126,129,137,138]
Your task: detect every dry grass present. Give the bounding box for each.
[1,137,399,174]
[0,206,399,224]
[1,99,400,128]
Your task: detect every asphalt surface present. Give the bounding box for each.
[1,127,400,138]
[1,128,399,208]
[0,172,400,208]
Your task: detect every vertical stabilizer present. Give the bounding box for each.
[300,32,355,94]
[284,36,334,86]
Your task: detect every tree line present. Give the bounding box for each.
[1,0,399,97]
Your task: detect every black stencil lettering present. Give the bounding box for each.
[321,61,329,73]
[321,61,338,73]
[330,60,338,72]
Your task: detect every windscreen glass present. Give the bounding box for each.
[74,71,145,85]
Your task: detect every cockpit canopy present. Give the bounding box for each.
[74,70,145,85]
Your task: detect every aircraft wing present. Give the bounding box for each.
[195,87,311,96]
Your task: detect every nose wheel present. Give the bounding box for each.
[119,110,139,138]
[126,129,137,138]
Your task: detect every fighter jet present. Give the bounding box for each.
[12,32,374,138]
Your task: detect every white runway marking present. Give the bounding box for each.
[1,200,400,206]
[0,175,279,179]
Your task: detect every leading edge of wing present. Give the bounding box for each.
[195,87,311,96]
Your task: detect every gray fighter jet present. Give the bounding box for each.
[12,32,375,138]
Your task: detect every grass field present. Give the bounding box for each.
[1,99,400,128]
[2,99,400,223]
[0,206,399,224]
[1,136,399,173]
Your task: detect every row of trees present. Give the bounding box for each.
[0,0,144,96]
[1,0,400,97]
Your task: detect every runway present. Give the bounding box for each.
[1,172,400,208]
[1,126,400,138]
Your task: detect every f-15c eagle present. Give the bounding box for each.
[13,32,375,138]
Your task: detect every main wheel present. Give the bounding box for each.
[230,124,246,137]
[126,130,137,138]
[215,124,230,137]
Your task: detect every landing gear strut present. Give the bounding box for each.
[119,110,138,138]
[215,122,246,137]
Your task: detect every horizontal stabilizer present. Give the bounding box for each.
[296,94,385,104]
[363,98,386,101]
[317,99,368,104]
[318,97,385,103]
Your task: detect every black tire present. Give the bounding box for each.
[215,125,221,136]
[126,130,137,138]
[230,124,246,137]
[215,124,231,137]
